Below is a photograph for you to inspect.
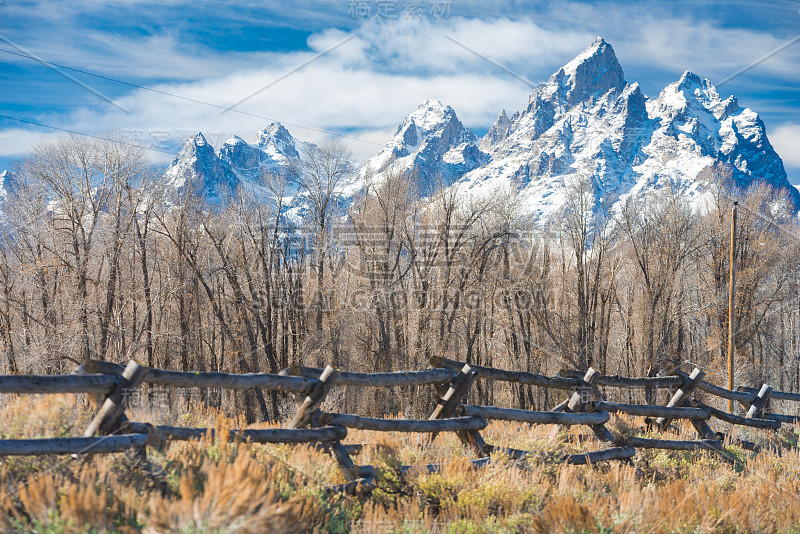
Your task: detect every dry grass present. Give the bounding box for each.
[0,395,798,532]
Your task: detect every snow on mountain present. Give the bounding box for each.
[457,37,650,220]
[0,170,13,200]
[0,170,15,218]
[643,71,795,202]
[361,99,487,191]
[480,109,515,152]
[254,122,306,164]
[218,123,316,185]
[159,37,796,224]
[453,37,799,222]
[164,123,316,203]
[216,135,267,184]
[164,132,240,201]
[162,101,486,209]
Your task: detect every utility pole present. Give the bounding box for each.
[728,202,737,412]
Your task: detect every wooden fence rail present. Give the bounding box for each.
[3,357,800,493]
[430,356,580,390]
[75,360,318,393]
[589,401,711,420]
[320,414,487,432]
[691,400,781,430]
[740,385,800,402]
[0,374,123,394]
[0,434,149,456]
[457,405,611,425]
[286,365,458,387]
[126,422,348,444]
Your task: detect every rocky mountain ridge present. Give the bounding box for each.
[156,36,799,220]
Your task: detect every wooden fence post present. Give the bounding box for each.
[747,384,772,419]
[429,365,476,420]
[83,361,148,437]
[287,366,359,481]
[558,368,614,442]
[655,368,703,432]
[567,368,599,412]
[655,368,717,439]
[428,364,487,456]
[288,366,339,429]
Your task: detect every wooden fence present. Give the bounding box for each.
[0,356,798,494]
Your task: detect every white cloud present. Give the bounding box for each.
[317,16,594,77]
[2,2,799,170]
[771,123,800,168]
[0,128,60,159]
[54,63,526,163]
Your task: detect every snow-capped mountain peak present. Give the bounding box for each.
[362,99,486,188]
[481,109,515,151]
[539,36,626,108]
[655,71,739,122]
[403,99,452,134]
[642,71,797,204]
[164,131,239,200]
[455,37,798,221]
[163,123,317,204]
[194,132,209,145]
[224,135,247,146]
[178,132,213,157]
[561,36,610,74]
[255,122,302,162]
[386,100,472,153]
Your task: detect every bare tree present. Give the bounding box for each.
[287,140,355,332]
[616,185,701,373]
[20,134,147,363]
[348,165,414,372]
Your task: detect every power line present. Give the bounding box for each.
[221,35,356,115]
[0,36,128,112]
[0,114,178,156]
[717,34,800,87]
[0,47,384,146]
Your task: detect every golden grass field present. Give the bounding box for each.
[0,394,799,533]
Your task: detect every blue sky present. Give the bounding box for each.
[1,0,799,181]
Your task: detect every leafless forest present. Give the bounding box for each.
[2,135,799,423]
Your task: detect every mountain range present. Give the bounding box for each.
[3,37,796,222]
[158,37,799,220]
